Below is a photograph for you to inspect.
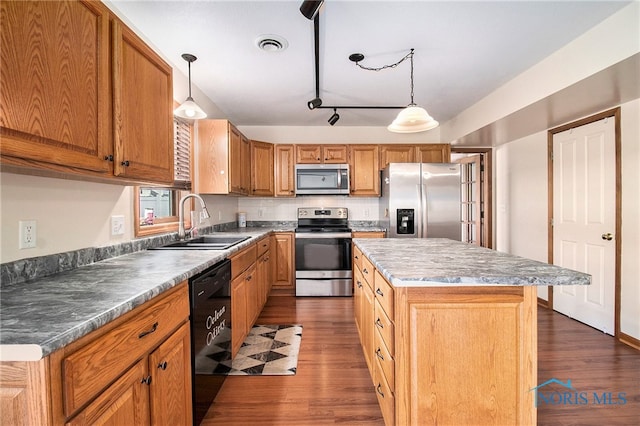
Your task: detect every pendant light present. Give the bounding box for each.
[174,53,207,120]
[387,49,438,133]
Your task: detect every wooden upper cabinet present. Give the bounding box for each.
[349,145,379,196]
[112,20,174,184]
[250,140,274,196]
[0,1,174,185]
[379,145,416,169]
[274,145,295,197]
[416,143,451,163]
[0,0,111,174]
[196,120,250,195]
[296,144,347,164]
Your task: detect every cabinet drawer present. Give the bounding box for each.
[353,245,363,272]
[374,299,395,357]
[62,285,189,416]
[231,243,257,279]
[361,256,375,290]
[374,270,394,319]
[256,236,270,257]
[374,326,395,391]
[374,360,395,426]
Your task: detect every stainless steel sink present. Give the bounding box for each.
[153,235,251,250]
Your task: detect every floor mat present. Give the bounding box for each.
[209,324,302,375]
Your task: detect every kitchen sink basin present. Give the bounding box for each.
[153,235,251,250]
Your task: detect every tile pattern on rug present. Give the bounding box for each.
[205,324,302,376]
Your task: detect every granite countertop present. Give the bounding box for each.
[354,238,591,288]
[0,229,274,361]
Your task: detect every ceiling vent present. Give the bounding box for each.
[255,35,288,52]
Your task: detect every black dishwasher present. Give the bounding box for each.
[189,258,232,426]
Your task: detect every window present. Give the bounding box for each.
[134,116,193,237]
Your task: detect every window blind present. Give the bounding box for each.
[174,116,191,189]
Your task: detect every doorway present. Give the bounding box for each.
[548,108,621,336]
[452,148,493,248]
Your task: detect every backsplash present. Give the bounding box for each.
[238,196,380,222]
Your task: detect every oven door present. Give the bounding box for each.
[295,232,352,296]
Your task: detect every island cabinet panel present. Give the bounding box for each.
[0,359,51,425]
[392,285,537,426]
[0,0,111,175]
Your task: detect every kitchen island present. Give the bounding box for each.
[352,238,590,426]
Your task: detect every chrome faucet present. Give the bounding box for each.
[178,194,211,240]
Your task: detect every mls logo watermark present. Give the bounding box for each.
[530,378,627,407]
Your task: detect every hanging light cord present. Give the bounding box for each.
[352,48,415,105]
[187,61,192,98]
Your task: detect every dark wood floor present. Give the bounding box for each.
[203,296,639,425]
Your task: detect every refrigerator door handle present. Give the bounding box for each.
[420,183,428,238]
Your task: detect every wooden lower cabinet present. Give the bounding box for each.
[0,283,192,425]
[356,251,537,425]
[271,232,294,291]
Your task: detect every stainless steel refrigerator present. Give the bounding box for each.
[380,163,461,240]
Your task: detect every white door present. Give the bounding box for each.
[552,117,616,334]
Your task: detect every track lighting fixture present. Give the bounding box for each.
[300,0,324,20]
[307,97,322,110]
[174,53,206,120]
[328,109,339,126]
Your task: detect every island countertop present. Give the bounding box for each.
[354,238,591,287]
[0,229,275,361]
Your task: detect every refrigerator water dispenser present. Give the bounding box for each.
[397,209,415,234]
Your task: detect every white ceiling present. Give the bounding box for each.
[108,0,630,130]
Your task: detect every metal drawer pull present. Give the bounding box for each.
[357,280,363,288]
[363,268,368,274]
[376,383,385,398]
[376,348,384,361]
[141,376,152,385]
[375,318,384,329]
[138,322,158,339]
[376,288,384,297]
[158,361,168,370]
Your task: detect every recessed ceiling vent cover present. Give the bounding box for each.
[255,34,289,52]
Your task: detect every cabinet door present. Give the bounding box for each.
[245,265,259,327]
[0,0,111,175]
[349,145,380,196]
[195,120,229,194]
[250,141,274,196]
[257,250,271,309]
[241,135,251,194]
[274,145,296,197]
[148,322,192,426]
[322,145,348,163]
[295,145,322,164]
[362,282,375,383]
[379,145,416,169]
[67,359,150,426]
[229,125,243,194]
[231,270,249,357]
[112,20,173,184]
[416,143,451,163]
[272,233,294,289]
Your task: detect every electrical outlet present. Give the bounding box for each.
[111,215,125,236]
[19,220,36,249]
[364,208,370,218]
[218,211,222,221]
[258,208,264,218]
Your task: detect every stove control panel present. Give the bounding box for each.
[298,207,348,219]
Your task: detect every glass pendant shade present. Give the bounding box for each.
[387,105,439,133]
[174,97,207,119]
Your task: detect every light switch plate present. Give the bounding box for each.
[111,215,125,236]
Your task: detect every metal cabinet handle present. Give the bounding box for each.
[376,348,384,361]
[138,322,158,339]
[104,155,113,162]
[357,280,363,288]
[601,233,613,241]
[363,268,368,274]
[121,160,130,167]
[376,288,384,297]
[246,274,253,281]
[158,361,168,370]
[376,383,385,398]
[375,318,384,329]
[141,376,152,385]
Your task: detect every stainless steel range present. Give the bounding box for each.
[295,207,352,296]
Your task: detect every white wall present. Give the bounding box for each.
[494,98,640,339]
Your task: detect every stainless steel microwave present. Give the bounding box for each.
[295,164,350,195]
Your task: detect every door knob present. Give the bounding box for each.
[601,233,613,241]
